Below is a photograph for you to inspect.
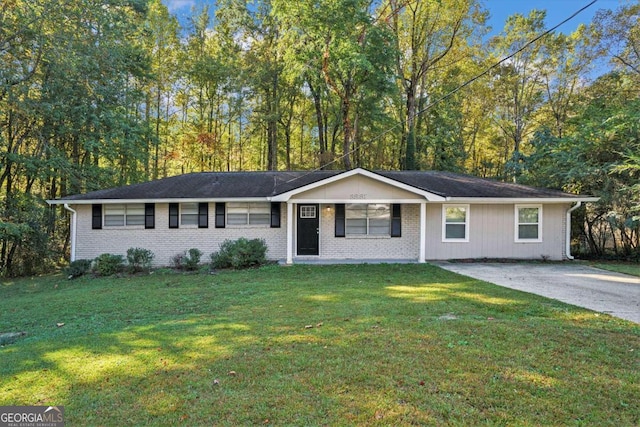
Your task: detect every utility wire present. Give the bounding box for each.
[285,0,599,183]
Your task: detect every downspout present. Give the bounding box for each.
[64,204,77,262]
[565,201,582,260]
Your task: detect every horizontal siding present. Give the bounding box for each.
[425,203,568,260]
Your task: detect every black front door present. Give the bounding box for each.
[297,204,319,255]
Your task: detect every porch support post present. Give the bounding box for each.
[286,201,294,264]
[419,202,426,263]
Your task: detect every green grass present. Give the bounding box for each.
[1,264,639,426]
[591,261,640,277]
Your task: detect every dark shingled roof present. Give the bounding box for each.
[58,169,581,201]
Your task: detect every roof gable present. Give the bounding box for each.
[271,169,446,202]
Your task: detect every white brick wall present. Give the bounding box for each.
[314,204,420,260]
[74,203,288,266]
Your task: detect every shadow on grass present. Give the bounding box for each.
[1,264,639,425]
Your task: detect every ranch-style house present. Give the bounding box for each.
[48,168,598,265]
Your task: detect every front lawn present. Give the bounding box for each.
[1,264,638,425]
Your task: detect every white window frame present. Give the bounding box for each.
[345,203,391,236]
[515,204,543,243]
[104,203,145,227]
[227,202,270,226]
[300,205,317,219]
[442,204,469,242]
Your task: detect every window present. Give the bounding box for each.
[104,204,145,227]
[346,204,390,236]
[227,202,270,225]
[443,205,469,241]
[300,205,317,219]
[515,205,542,242]
[180,203,199,226]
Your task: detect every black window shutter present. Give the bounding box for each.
[215,203,226,228]
[198,203,208,228]
[335,204,345,237]
[169,203,179,229]
[271,202,281,228]
[145,203,155,229]
[92,204,102,230]
[391,204,401,237]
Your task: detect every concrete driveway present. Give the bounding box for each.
[432,262,640,324]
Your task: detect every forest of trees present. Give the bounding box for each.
[1,0,638,276]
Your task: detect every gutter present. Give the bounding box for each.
[64,204,77,262]
[565,201,582,260]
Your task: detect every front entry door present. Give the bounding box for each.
[297,204,319,255]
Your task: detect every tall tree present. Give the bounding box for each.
[489,10,547,180]
[142,0,180,179]
[384,0,486,170]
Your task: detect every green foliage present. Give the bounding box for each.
[0,265,638,425]
[126,248,155,273]
[172,248,203,271]
[210,238,268,270]
[93,254,125,277]
[0,194,52,277]
[63,259,93,279]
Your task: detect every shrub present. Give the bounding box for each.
[126,248,155,273]
[93,253,125,276]
[210,238,268,270]
[64,259,92,279]
[172,248,203,271]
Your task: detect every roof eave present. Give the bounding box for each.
[445,196,600,204]
[47,197,272,205]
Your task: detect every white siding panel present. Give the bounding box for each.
[425,203,569,260]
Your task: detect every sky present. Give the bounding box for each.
[162,0,623,35]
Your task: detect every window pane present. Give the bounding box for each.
[346,219,367,235]
[181,214,198,225]
[368,204,390,220]
[446,224,466,239]
[369,219,390,235]
[105,215,125,227]
[249,203,270,213]
[227,214,248,225]
[446,207,466,223]
[104,204,125,226]
[227,202,247,210]
[518,208,539,224]
[249,203,270,224]
[249,213,270,225]
[300,206,316,218]
[227,203,248,225]
[126,204,145,226]
[104,204,125,215]
[346,204,367,218]
[127,204,145,215]
[519,224,539,239]
[126,215,144,226]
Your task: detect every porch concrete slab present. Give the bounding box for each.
[431,262,640,324]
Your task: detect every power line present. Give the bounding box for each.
[286,0,599,183]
